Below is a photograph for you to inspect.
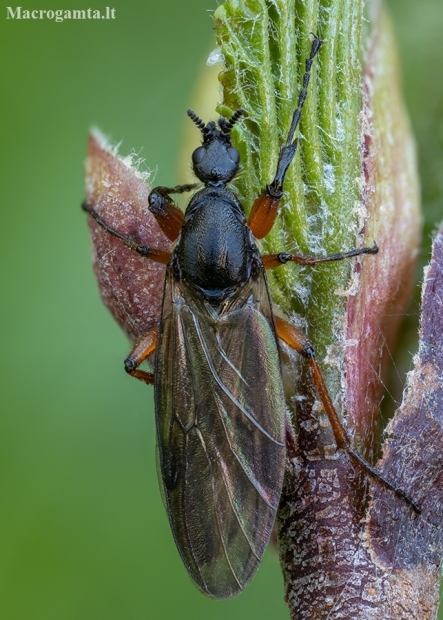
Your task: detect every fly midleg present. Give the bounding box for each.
[124,328,157,384]
[148,184,198,241]
[274,315,421,514]
[248,35,322,240]
[261,243,378,269]
[82,201,172,264]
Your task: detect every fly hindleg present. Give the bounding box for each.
[274,315,421,514]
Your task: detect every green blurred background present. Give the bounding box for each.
[0,0,441,618]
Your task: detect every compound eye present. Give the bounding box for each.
[227,147,240,164]
[192,146,205,164]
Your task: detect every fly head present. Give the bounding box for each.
[187,108,244,187]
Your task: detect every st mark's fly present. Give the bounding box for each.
[83,35,420,599]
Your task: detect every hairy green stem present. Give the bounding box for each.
[215,0,363,384]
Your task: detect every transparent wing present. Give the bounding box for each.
[154,268,286,598]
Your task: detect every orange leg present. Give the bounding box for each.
[82,201,172,264]
[274,315,421,514]
[262,243,378,270]
[248,188,283,240]
[248,35,322,239]
[124,329,157,385]
[148,184,198,242]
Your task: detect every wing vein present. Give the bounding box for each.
[180,432,211,595]
[211,439,263,562]
[193,389,263,560]
[215,333,249,386]
[178,306,278,511]
[195,427,245,591]
[192,312,284,447]
[212,391,279,510]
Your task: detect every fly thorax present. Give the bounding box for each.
[174,192,252,301]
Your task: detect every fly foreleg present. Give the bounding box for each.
[148,184,198,241]
[124,329,157,385]
[262,243,378,269]
[247,146,296,239]
[274,315,421,514]
[248,35,322,240]
[82,201,172,264]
